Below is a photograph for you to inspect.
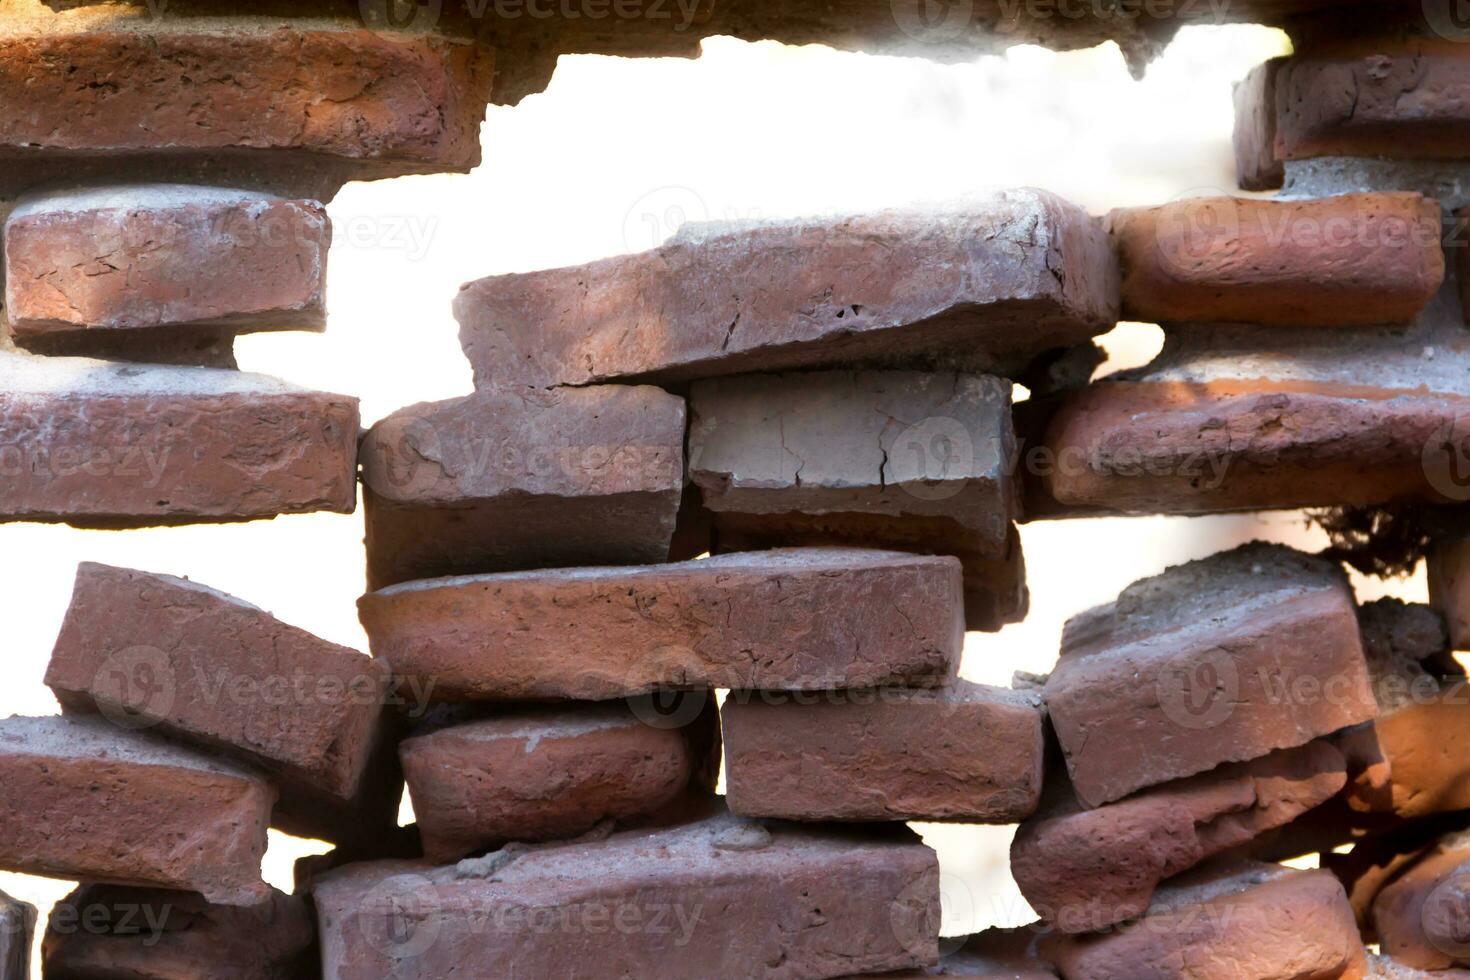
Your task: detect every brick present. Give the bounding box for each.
[1042,543,1374,806]
[845,927,1056,978]
[360,384,684,590]
[1040,861,1366,980]
[1373,830,1470,971]
[0,348,357,525]
[1011,740,1346,933]
[12,324,240,369]
[42,883,316,980]
[0,714,272,905]
[1370,954,1470,978]
[401,698,719,863]
[5,186,329,343]
[1040,308,1470,514]
[0,890,33,980]
[358,547,963,700]
[1236,41,1470,189]
[455,190,1117,387]
[1108,193,1443,326]
[1430,535,1470,651]
[313,813,939,979]
[45,562,397,843]
[0,28,493,199]
[722,680,1043,823]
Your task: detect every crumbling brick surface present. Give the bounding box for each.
[0,889,33,980]
[722,680,1044,823]
[359,548,963,699]
[0,715,272,906]
[456,190,1118,387]
[1372,830,1470,971]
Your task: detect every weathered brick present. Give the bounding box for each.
[0,28,493,199]
[844,927,1056,978]
[314,813,939,979]
[5,186,329,344]
[1370,953,1470,978]
[1108,193,1443,326]
[455,190,1118,387]
[1043,543,1374,806]
[1373,830,1470,971]
[360,384,684,590]
[401,697,719,863]
[1011,740,1346,933]
[1430,535,1470,651]
[45,562,397,843]
[0,890,33,980]
[1040,861,1366,980]
[1040,307,1470,515]
[0,714,272,905]
[358,548,963,700]
[722,680,1043,823]
[42,883,316,980]
[0,348,358,525]
[1235,41,1470,189]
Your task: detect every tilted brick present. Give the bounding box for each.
[1011,740,1346,933]
[0,348,358,525]
[0,714,272,905]
[359,548,963,699]
[401,698,718,862]
[313,813,939,979]
[1430,535,1470,651]
[1109,193,1443,326]
[0,27,493,199]
[0,890,33,980]
[360,384,684,590]
[1372,830,1470,971]
[5,186,329,344]
[1040,861,1366,980]
[42,884,316,980]
[45,562,397,844]
[1043,543,1374,806]
[455,190,1117,387]
[722,680,1043,823]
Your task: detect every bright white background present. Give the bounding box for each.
[0,24,1422,959]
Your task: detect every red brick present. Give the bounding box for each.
[1108,193,1443,326]
[1011,740,1346,933]
[1043,543,1374,806]
[360,384,684,590]
[1373,830,1470,971]
[42,884,316,980]
[0,715,272,905]
[0,348,357,525]
[1371,953,1470,978]
[0,28,493,198]
[1430,535,1470,651]
[844,927,1056,978]
[313,813,939,979]
[358,548,963,700]
[0,890,33,980]
[1040,862,1366,980]
[45,562,396,843]
[722,680,1043,822]
[402,699,718,863]
[1234,59,1283,191]
[455,189,1117,387]
[5,187,329,343]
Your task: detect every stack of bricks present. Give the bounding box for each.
[8,2,1470,980]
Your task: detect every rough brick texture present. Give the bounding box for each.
[42,883,316,980]
[0,349,357,525]
[359,548,963,700]
[455,189,1118,387]
[360,384,684,590]
[1043,543,1374,806]
[0,715,272,905]
[844,927,1056,978]
[1372,831,1470,971]
[401,698,719,863]
[45,562,396,843]
[1370,953,1470,978]
[0,27,494,199]
[5,186,329,340]
[1109,193,1443,326]
[0,890,33,980]
[1430,536,1470,651]
[314,814,939,979]
[722,680,1043,823]
[1040,862,1367,980]
[1011,740,1346,933]
[1234,59,1282,191]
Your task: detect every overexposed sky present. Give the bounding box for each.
[6,24,1419,949]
